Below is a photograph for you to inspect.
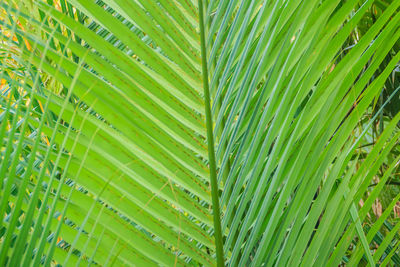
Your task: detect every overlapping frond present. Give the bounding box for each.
[207,0,400,265]
[1,0,400,266]
[1,0,217,265]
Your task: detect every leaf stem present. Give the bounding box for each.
[197,0,224,266]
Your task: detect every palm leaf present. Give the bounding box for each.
[1,0,400,266]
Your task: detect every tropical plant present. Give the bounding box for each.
[1,0,400,266]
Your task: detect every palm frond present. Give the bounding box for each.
[1,0,400,266]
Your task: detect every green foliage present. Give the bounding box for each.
[1,0,400,266]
